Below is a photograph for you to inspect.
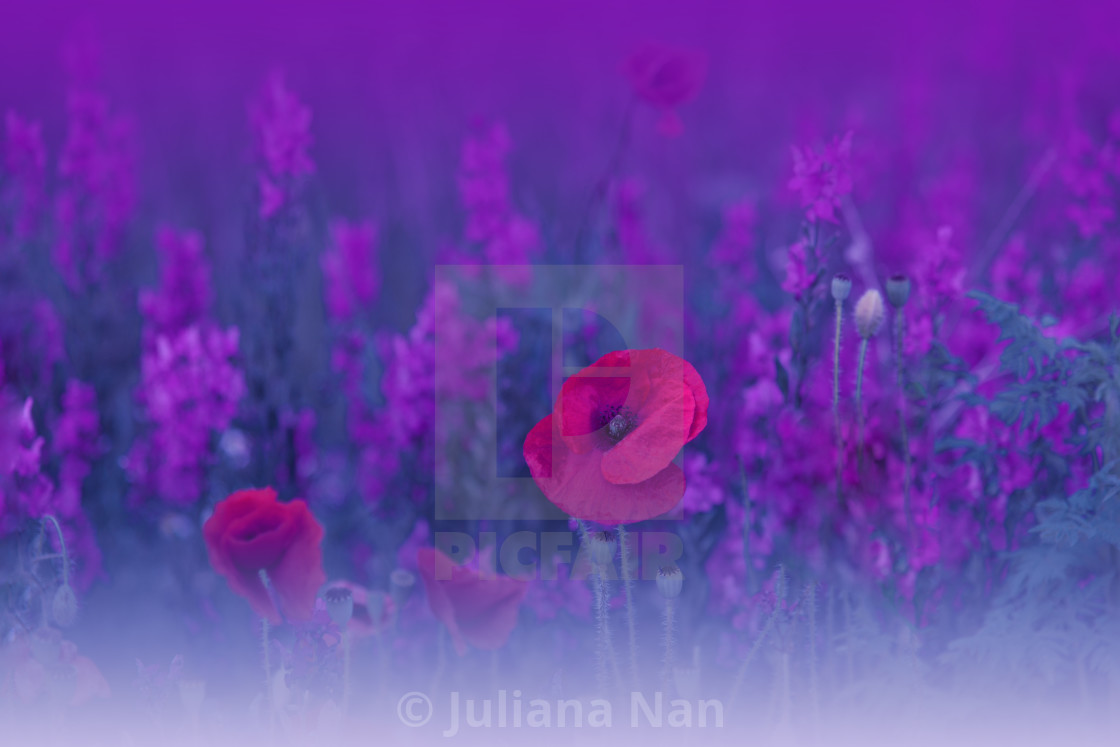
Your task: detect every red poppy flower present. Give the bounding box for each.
[203,487,326,624]
[416,547,528,655]
[523,348,709,525]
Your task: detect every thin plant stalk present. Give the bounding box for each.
[895,310,914,539]
[258,569,276,734]
[806,582,820,727]
[855,336,870,474]
[662,598,675,693]
[727,601,779,705]
[617,524,639,689]
[42,515,71,587]
[342,630,352,716]
[578,521,622,694]
[833,298,845,501]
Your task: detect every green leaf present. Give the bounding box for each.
[774,358,790,401]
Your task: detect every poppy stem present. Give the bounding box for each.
[258,567,288,626]
[806,581,820,729]
[578,520,621,695]
[261,614,274,734]
[895,310,914,540]
[343,630,352,717]
[41,515,70,587]
[833,298,845,504]
[662,598,675,694]
[727,595,778,706]
[616,525,639,690]
[855,336,870,475]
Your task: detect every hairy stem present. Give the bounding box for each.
[261,616,274,733]
[342,630,352,716]
[579,521,621,695]
[617,524,639,689]
[662,599,676,693]
[895,310,914,539]
[855,337,870,475]
[728,600,779,706]
[42,515,70,586]
[806,582,820,726]
[834,299,844,503]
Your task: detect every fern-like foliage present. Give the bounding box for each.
[943,292,1120,693]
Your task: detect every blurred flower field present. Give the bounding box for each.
[2,1,1120,744]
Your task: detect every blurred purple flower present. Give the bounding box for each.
[251,71,314,180]
[126,326,245,506]
[681,452,726,517]
[624,42,707,137]
[788,131,853,223]
[3,111,47,237]
[456,121,540,282]
[710,197,757,278]
[251,72,313,218]
[612,178,667,264]
[322,220,379,322]
[459,121,512,244]
[53,89,137,288]
[1059,127,1116,239]
[52,380,101,518]
[139,228,212,344]
[781,240,813,299]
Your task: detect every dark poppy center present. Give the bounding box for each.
[597,404,637,445]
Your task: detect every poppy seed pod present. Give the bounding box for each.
[831,273,852,302]
[588,531,617,566]
[854,289,886,339]
[52,584,78,627]
[657,565,684,599]
[324,586,354,627]
[886,275,911,307]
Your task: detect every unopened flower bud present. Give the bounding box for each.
[389,568,416,608]
[324,587,354,627]
[52,584,78,627]
[854,289,886,339]
[657,565,683,599]
[885,274,911,308]
[831,274,852,302]
[588,531,617,566]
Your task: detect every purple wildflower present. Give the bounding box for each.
[710,197,757,278]
[250,72,314,218]
[126,326,245,506]
[139,228,212,344]
[52,380,101,518]
[322,220,379,322]
[788,131,854,224]
[3,111,47,237]
[781,240,813,299]
[53,89,137,288]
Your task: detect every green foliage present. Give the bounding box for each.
[943,293,1120,690]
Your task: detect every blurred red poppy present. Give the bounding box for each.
[624,43,708,137]
[524,348,709,524]
[203,487,326,623]
[416,547,528,655]
[0,629,110,706]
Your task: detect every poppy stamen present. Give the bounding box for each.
[597,405,637,445]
